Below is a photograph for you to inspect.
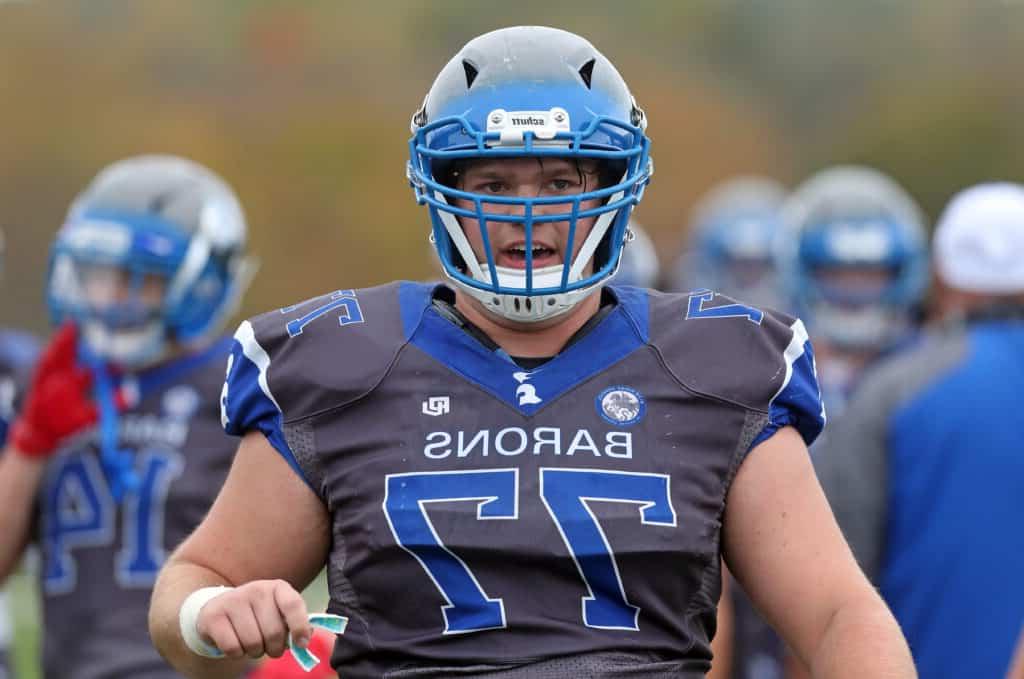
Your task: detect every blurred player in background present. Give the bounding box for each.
[814,182,1024,679]
[151,26,913,679]
[775,166,929,416]
[0,155,255,679]
[0,228,41,679]
[611,220,661,288]
[671,176,788,312]
[714,166,929,679]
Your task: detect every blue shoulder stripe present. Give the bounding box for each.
[750,319,826,450]
[222,320,313,490]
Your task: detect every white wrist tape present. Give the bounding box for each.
[179,586,234,658]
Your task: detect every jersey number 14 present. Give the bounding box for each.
[42,448,184,595]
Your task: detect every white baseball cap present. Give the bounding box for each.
[933,182,1024,294]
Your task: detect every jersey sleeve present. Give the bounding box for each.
[220,318,311,486]
[220,283,415,493]
[648,289,826,452]
[748,317,827,451]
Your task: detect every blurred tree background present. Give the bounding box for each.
[1,0,1023,335]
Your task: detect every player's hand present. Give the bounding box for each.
[9,323,99,458]
[247,628,339,679]
[196,580,312,660]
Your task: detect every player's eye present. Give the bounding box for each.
[476,181,507,194]
[547,177,580,193]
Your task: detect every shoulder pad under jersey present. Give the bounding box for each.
[647,288,825,447]
[220,282,413,441]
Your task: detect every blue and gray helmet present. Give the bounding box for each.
[775,165,928,350]
[673,176,787,310]
[408,26,653,322]
[48,155,255,367]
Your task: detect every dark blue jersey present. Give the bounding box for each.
[34,338,239,679]
[222,283,824,678]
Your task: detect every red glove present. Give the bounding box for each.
[9,323,99,458]
[247,629,338,679]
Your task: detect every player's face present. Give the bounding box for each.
[452,157,604,275]
[726,257,774,289]
[812,265,894,307]
[80,264,166,314]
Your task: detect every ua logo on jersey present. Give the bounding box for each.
[421,396,450,417]
[513,372,542,406]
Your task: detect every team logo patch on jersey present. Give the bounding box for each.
[596,386,645,426]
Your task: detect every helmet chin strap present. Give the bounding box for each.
[434,188,625,324]
[77,340,140,505]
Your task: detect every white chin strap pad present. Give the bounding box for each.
[450,264,603,323]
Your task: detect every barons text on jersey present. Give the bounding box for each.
[222,282,824,679]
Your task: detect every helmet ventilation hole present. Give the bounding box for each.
[462,60,479,88]
[578,59,595,89]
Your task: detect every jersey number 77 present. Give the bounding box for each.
[383,467,675,634]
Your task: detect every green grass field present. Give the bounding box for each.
[9,569,40,679]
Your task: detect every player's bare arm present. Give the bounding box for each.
[0,447,46,580]
[723,426,915,678]
[149,431,330,678]
[0,324,101,582]
[706,566,733,679]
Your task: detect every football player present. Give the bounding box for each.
[671,176,788,312]
[0,155,254,679]
[150,27,914,678]
[0,228,41,679]
[775,166,929,416]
